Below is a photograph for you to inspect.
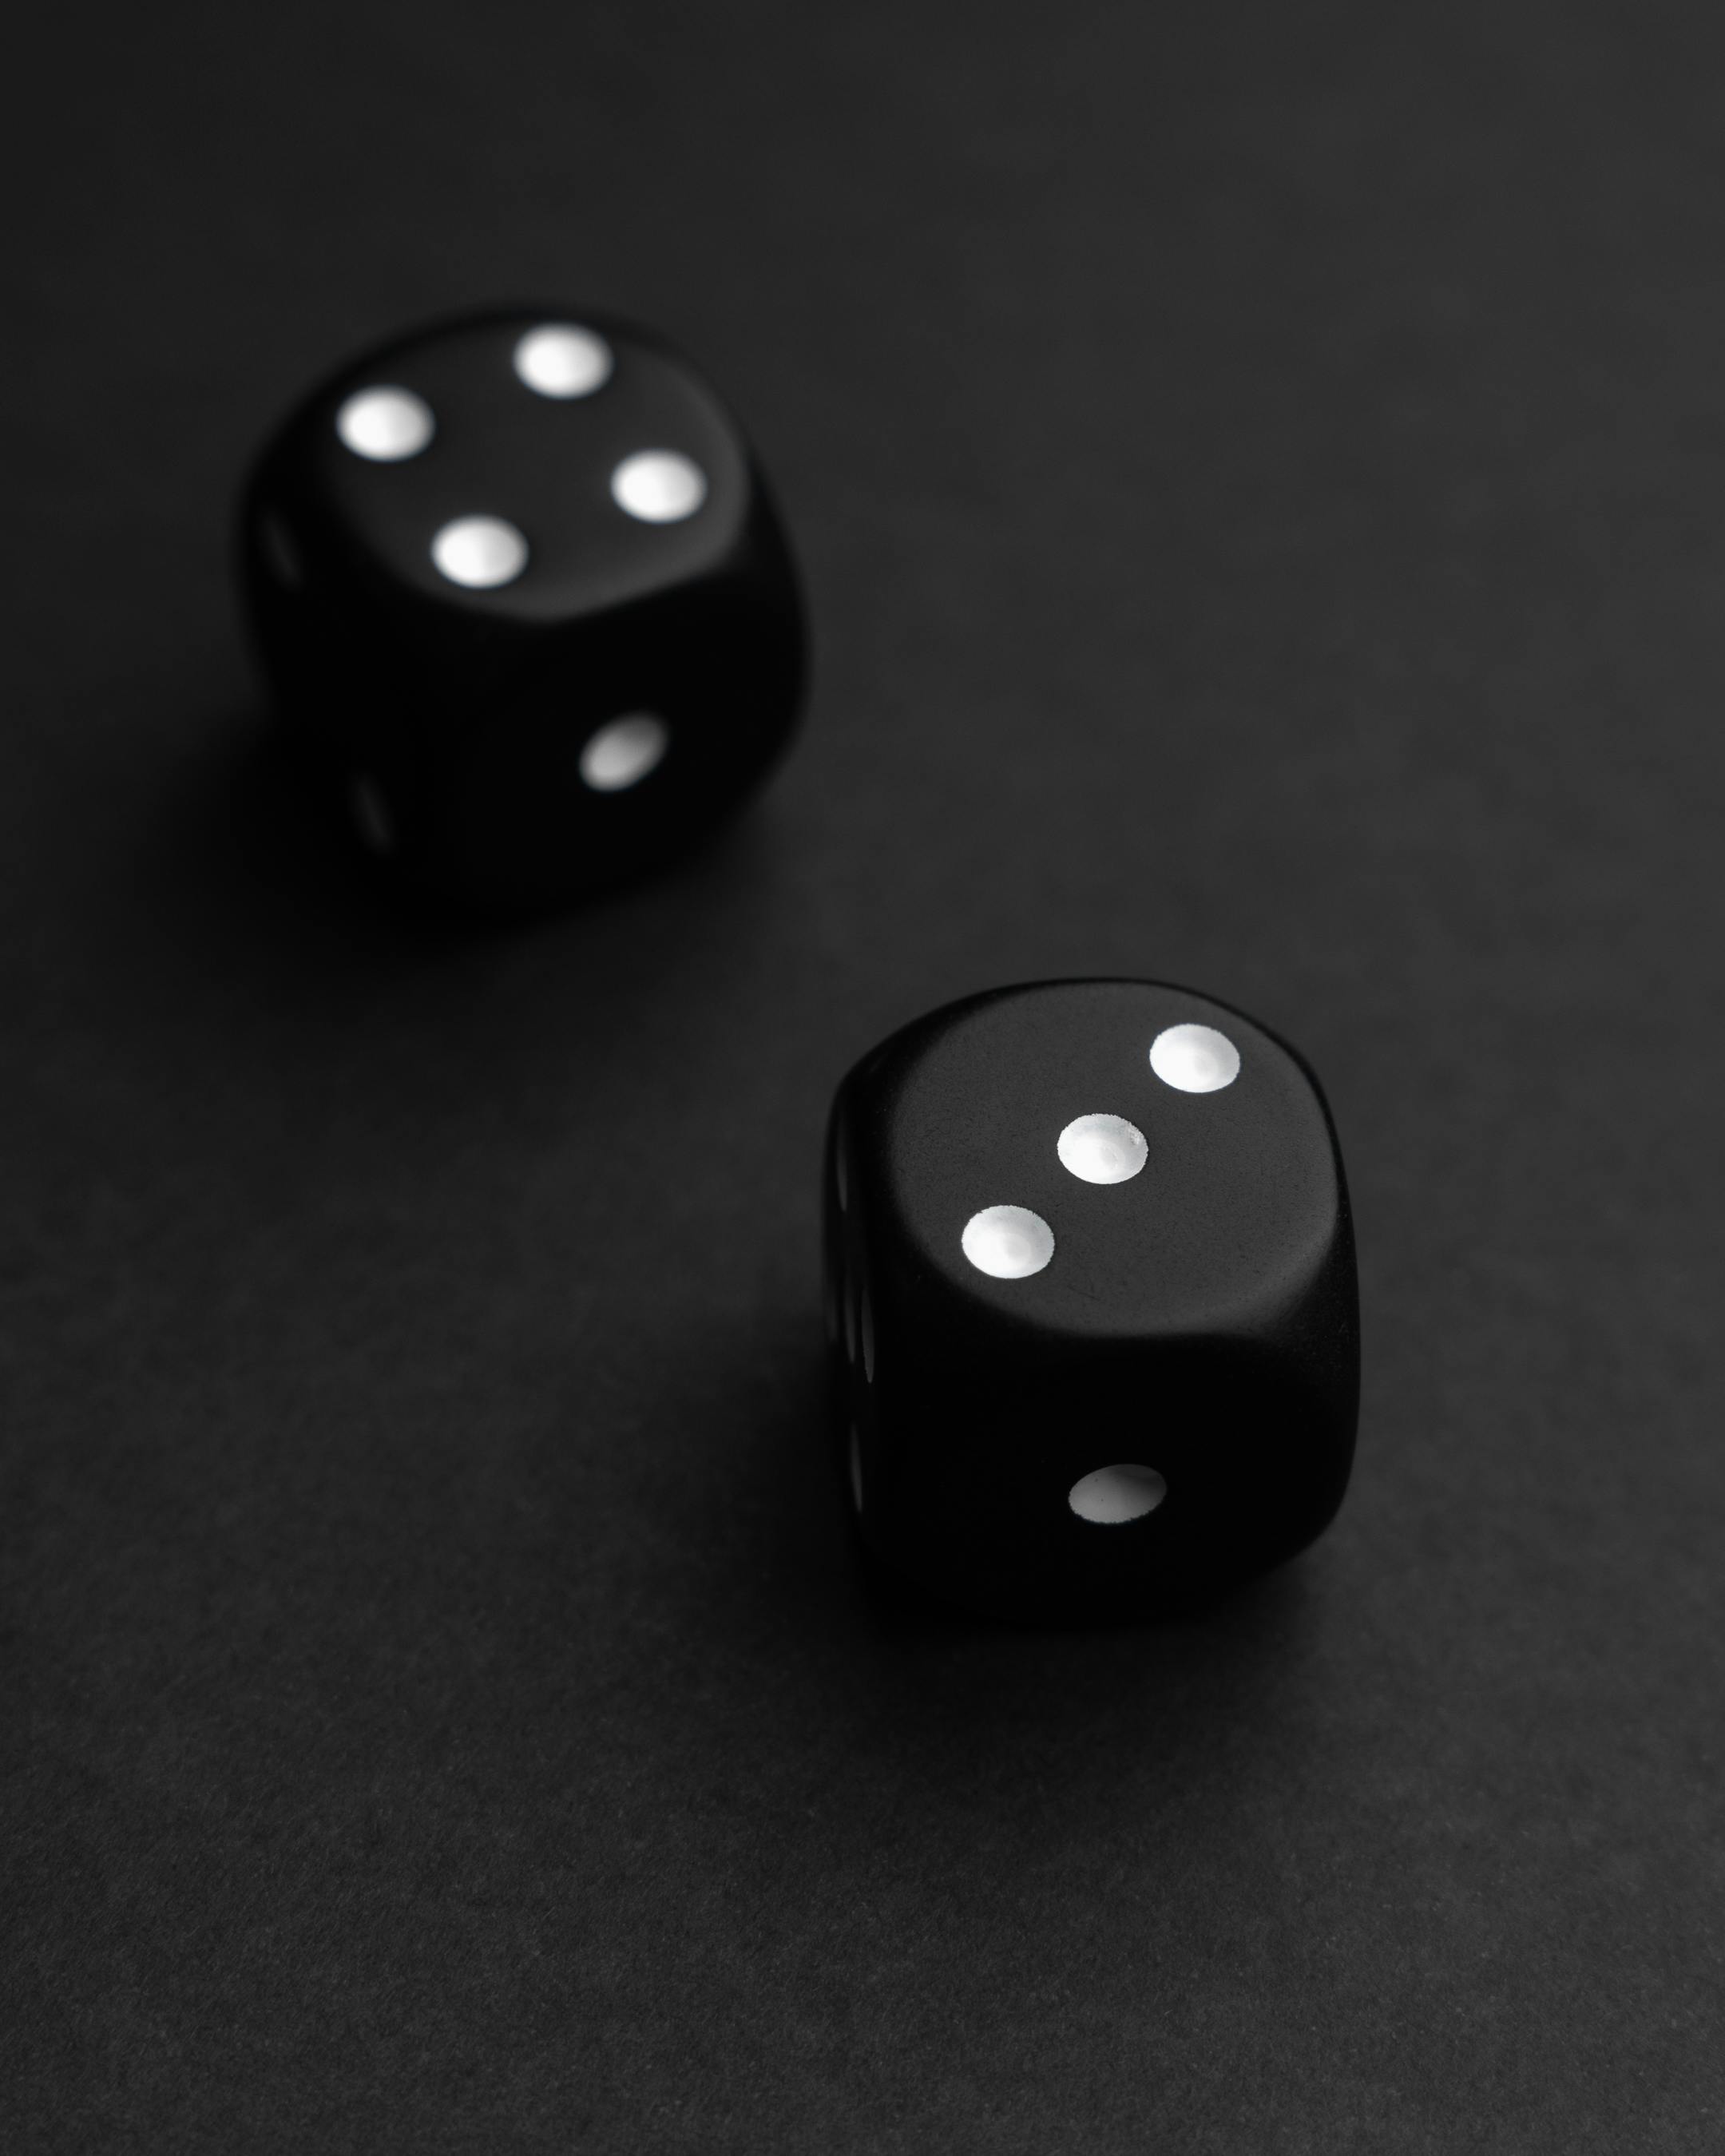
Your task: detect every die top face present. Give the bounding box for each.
[864,980,1347,1345]
[271,311,755,626]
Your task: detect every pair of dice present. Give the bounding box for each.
[240,307,1359,1623]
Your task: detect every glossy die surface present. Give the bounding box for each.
[239,309,806,914]
[824,980,1358,1620]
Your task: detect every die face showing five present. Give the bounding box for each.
[240,308,807,914]
[824,981,1359,1622]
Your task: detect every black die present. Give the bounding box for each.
[824,980,1359,1621]
[239,309,807,914]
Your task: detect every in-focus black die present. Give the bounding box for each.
[239,309,807,914]
[823,980,1359,1621]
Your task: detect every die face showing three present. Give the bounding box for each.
[825,980,1359,1621]
[240,308,807,914]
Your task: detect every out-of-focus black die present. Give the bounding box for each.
[823,980,1359,1621]
[239,308,807,914]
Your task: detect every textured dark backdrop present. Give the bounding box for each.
[4,3,1723,2149]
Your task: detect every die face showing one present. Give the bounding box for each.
[823,981,1359,1621]
[239,308,806,914]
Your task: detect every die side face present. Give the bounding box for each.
[240,310,806,910]
[416,552,804,910]
[824,981,1358,1618]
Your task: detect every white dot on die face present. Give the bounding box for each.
[1057,1113,1147,1185]
[1069,1464,1167,1524]
[578,713,669,792]
[961,1205,1054,1280]
[1150,1023,1241,1094]
[610,449,707,524]
[335,386,434,462]
[514,323,613,399]
[430,515,528,589]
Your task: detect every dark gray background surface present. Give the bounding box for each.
[4,3,1723,2148]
